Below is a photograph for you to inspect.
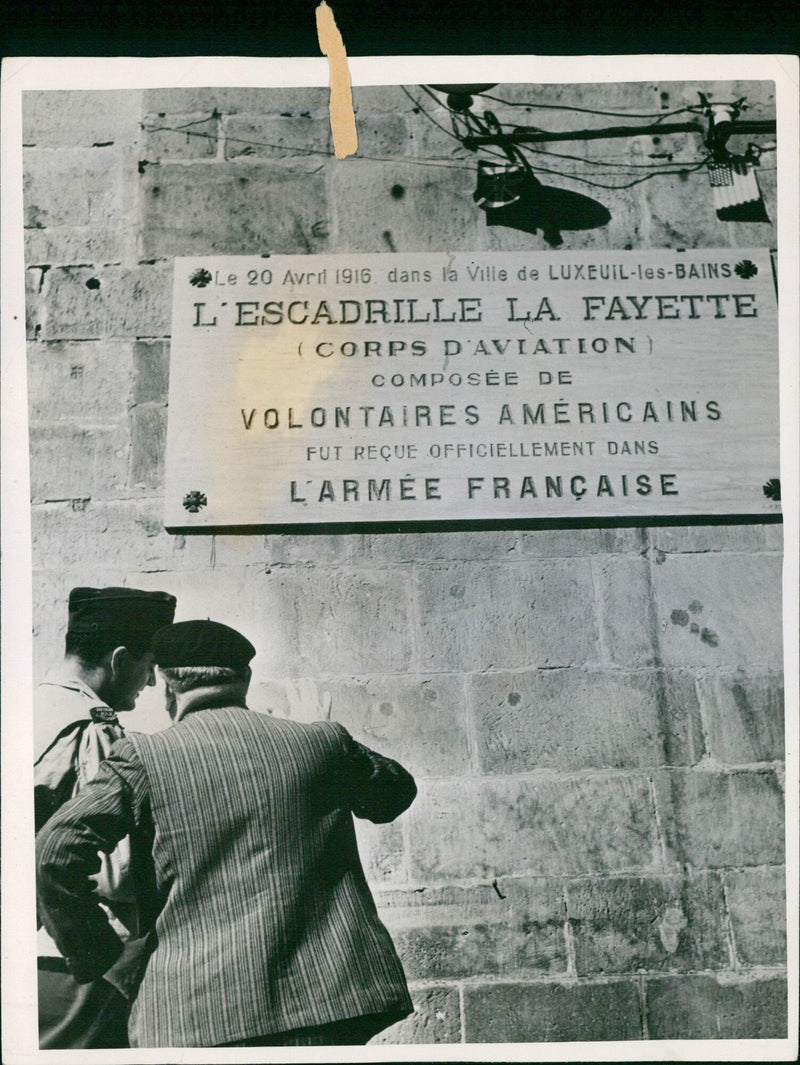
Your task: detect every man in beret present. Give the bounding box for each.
[34,586,176,1049]
[36,620,417,1048]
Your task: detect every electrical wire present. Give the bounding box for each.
[143,97,770,193]
[153,98,709,178]
[139,122,477,173]
[417,105,711,177]
[522,158,709,190]
[412,89,716,175]
[519,143,710,171]
[474,93,703,121]
[150,113,221,129]
[400,86,471,147]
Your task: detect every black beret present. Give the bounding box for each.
[68,586,176,642]
[152,620,256,670]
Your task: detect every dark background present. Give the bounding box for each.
[2,0,798,57]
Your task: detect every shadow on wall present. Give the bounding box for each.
[484,173,612,247]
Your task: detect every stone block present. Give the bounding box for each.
[128,403,167,490]
[32,574,72,673]
[406,107,475,163]
[409,775,660,879]
[254,566,414,675]
[41,266,104,339]
[370,984,461,1044]
[24,225,134,269]
[696,672,785,765]
[263,533,365,566]
[23,146,135,230]
[32,564,135,678]
[660,670,707,765]
[43,265,172,340]
[398,86,476,161]
[329,160,481,254]
[463,979,643,1042]
[487,80,665,111]
[22,89,141,148]
[655,768,785,868]
[724,866,787,966]
[651,553,783,669]
[567,872,727,975]
[142,87,328,117]
[32,563,125,637]
[29,423,130,501]
[670,80,774,114]
[352,111,409,158]
[471,668,703,772]
[516,527,644,556]
[139,163,329,258]
[352,86,411,114]
[592,556,659,667]
[716,81,776,115]
[647,524,770,554]
[223,113,331,160]
[645,974,788,1039]
[359,531,521,564]
[377,878,567,979]
[365,530,654,570]
[208,534,270,569]
[142,112,220,161]
[764,523,783,550]
[261,673,469,777]
[414,559,600,672]
[30,498,212,573]
[122,566,259,638]
[27,340,133,422]
[26,268,46,340]
[132,340,170,404]
[644,171,737,250]
[354,818,408,886]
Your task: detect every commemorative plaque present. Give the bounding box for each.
[164,249,780,528]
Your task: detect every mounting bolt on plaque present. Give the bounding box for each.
[183,491,208,512]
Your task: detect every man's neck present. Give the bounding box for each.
[63,654,114,709]
[173,682,249,722]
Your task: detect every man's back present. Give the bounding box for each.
[125,707,413,1047]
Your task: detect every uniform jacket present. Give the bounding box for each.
[36,700,416,1048]
[34,672,138,957]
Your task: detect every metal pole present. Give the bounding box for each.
[462,119,776,149]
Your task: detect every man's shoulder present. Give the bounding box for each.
[238,709,347,744]
[209,706,345,739]
[129,707,346,752]
[33,674,108,762]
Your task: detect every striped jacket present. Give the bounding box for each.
[36,703,416,1047]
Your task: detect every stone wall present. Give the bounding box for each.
[23,81,786,1043]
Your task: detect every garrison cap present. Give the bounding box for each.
[152,620,256,670]
[68,586,176,643]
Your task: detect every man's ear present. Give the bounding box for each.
[109,646,130,679]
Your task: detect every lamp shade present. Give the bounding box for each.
[707,156,769,221]
[473,160,525,209]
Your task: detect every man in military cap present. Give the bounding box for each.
[35,585,176,1049]
[37,619,416,1048]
